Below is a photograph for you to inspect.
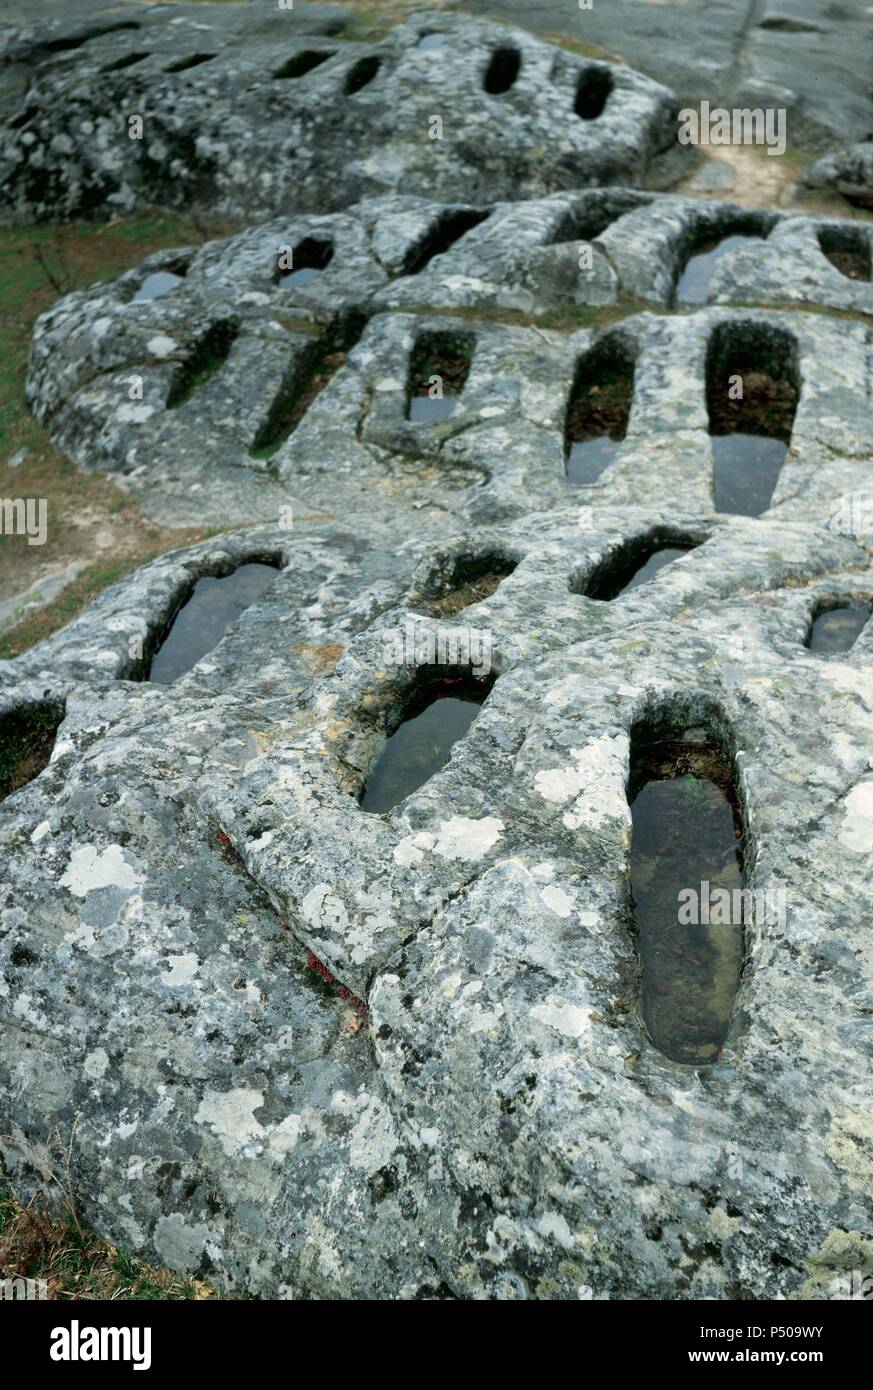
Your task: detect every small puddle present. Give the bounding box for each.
[675,233,763,305]
[808,602,870,654]
[706,325,798,517]
[0,701,64,802]
[409,395,456,423]
[148,563,279,683]
[629,733,745,1065]
[131,270,185,303]
[407,329,474,423]
[711,434,788,516]
[622,546,693,592]
[566,436,620,485]
[284,268,322,287]
[360,676,491,813]
[565,337,634,481]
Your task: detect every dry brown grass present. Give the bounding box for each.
[0,210,242,656]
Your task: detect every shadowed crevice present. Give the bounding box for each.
[576,528,703,601]
[484,47,521,95]
[575,65,612,120]
[166,319,238,410]
[272,50,335,80]
[402,209,491,275]
[0,701,65,802]
[344,55,381,95]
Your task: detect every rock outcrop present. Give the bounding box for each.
[2,1,873,1302]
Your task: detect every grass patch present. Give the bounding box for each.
[325,0,426,40]
[0,553,158,660]
[529,26,623,64]
[404,292,873,337]
[0,210,241,657]
[0,1188,214,1300]
[398,294,655,334]
[723,298,873,330]
[426,568,513,616]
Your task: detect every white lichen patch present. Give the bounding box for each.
[268,1114,302,1158]
[146,334,178,358]
[534,733,630,832]
[348,1094,397,1173]
[395,816,504,864]
[530,994,593,1039]
[161,953,200,987]
[536,1211,574,1249]
[838,781,873,853]
[432,816,504,860]
[83,1048,109,1080]
[540,884,574,918]
[301,884,349,935]
[195,1087,266,1158]
[59,844,142,898]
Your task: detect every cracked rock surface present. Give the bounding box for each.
[0,6,685,225]
[2,507,873,1297]
[25,194,873,530]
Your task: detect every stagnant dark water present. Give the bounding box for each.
[131,270,184,302]
[808,603,870,654]
[566,435,619,484]
[675,234,762,305]
[622,546,690,592]
[282,265,323,287]
[712,433,786,516]
[148,563,278,683]
[408,393,457,422]
[629,740,744,1064]
[361,684,487,812]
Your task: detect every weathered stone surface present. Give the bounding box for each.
[0,7,685,225]
[26,199,873,530]
[451,0,873,151]
[272,305,873,529]
[3,0,873,1306]
[2,507,872,1297]
[801,141,873,209]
